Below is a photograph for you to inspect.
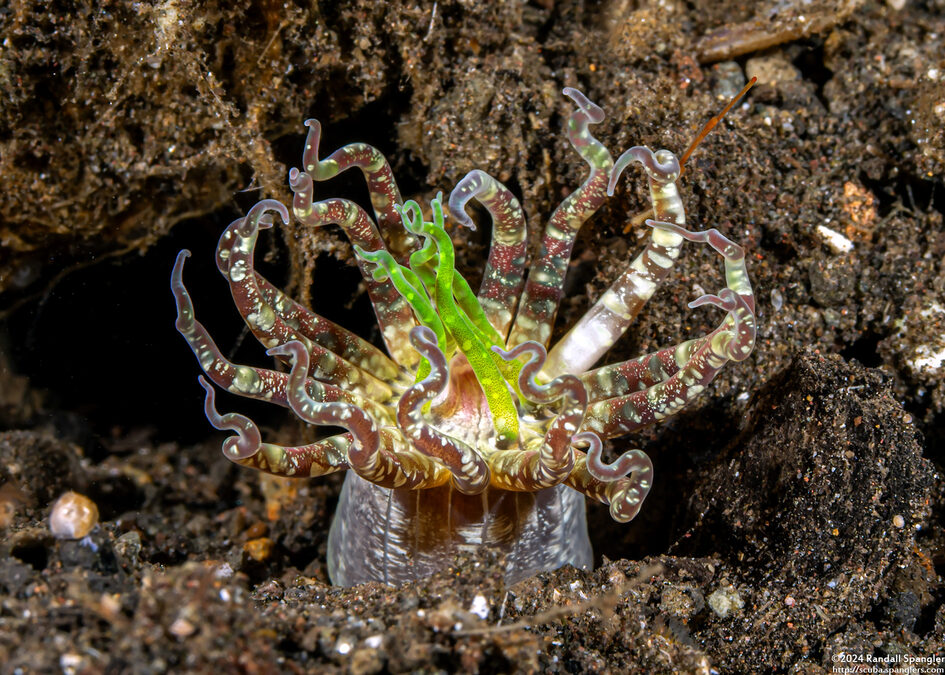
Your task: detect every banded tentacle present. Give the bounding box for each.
[272,340,449,490]
[488,341,585,490]
[289,168,419,367]
[448,170,527,337]
[509,87,614,348]
[581,336,711,403]
[396,326,491,494]
[542,148,687,378]
[252,274,404,384]
[172,251,390,422]
[566,432,653,523]
[582,286,755,439]
[214,201,396,402]
[198,376,350,477]
[214,210,402,383]
[299,119,418,260]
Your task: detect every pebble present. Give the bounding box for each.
[708,584,745,619]
[49,491,99,539]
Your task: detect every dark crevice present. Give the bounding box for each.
[840,331,884,368]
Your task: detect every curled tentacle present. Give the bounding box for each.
[582,284,756,439]
[268,340,445,490]
[198,375,262,461]
[448,170,527,337]
[646,219,755,312]
[573,431,649,482]
[198,375,351,477]
[299,119,418,259]
[494,341,569,404]
[397,326,490,495]
[646,219,756,361]
[214,201,395,402]
[607,147,680,195]
[489,341,585,489]
[509,88,615,348]
[212,204,402,382]
[288,168,419,367]
[689,289,756,362]
[567,432,653,522]
[172,251,389,420]
[267,341,380,466]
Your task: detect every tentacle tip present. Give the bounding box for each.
[562,87,604,122]
[606,177,619,197]
[410,325,438,345]
[196,375,214,397]
[303,118,319,129]
[266,342,299,360]
[491,345,512,359]
[172,249,192,275]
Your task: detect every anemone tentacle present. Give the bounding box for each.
[542,148,689,378]
[582,288,755,439]
[198,375,350,476]
[448,169,527,337]
[252,274,403,382]
[397,326,491,495]
[566,432,653,523]
[509,87,614,348]
[488,341,584,490]
[299,118,418,259]
[289,170,419,366]
[581,336,710,403]
[213,202,395,402]
[272,340,449,490]
[214,215,402,381]
[354,243,453,380]
[172,251,390,421]
[403,197,521,446]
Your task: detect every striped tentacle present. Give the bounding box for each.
[299,119,418,260]
[488,341,584,490]
[542,148,687,379]
[172,251,391,422]
[198,375,349,477]
[215,210,402,383]
[581,337,710,403]
[566,432,652,523]
[581,287,755,440]
[509,87,614,348]
[448,170,527,338]
[396,326,491,495]
[252,275,404,384]
[271,340,449,490]
[214,201,396,402]
[289,168,419,367]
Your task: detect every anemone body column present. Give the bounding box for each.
[327,476,592,586]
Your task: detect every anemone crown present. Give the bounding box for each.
[171,87,756,585]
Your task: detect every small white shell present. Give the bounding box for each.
[49,491,99,539]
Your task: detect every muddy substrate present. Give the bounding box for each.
[2,0,945,672]
[0,352,938,673]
